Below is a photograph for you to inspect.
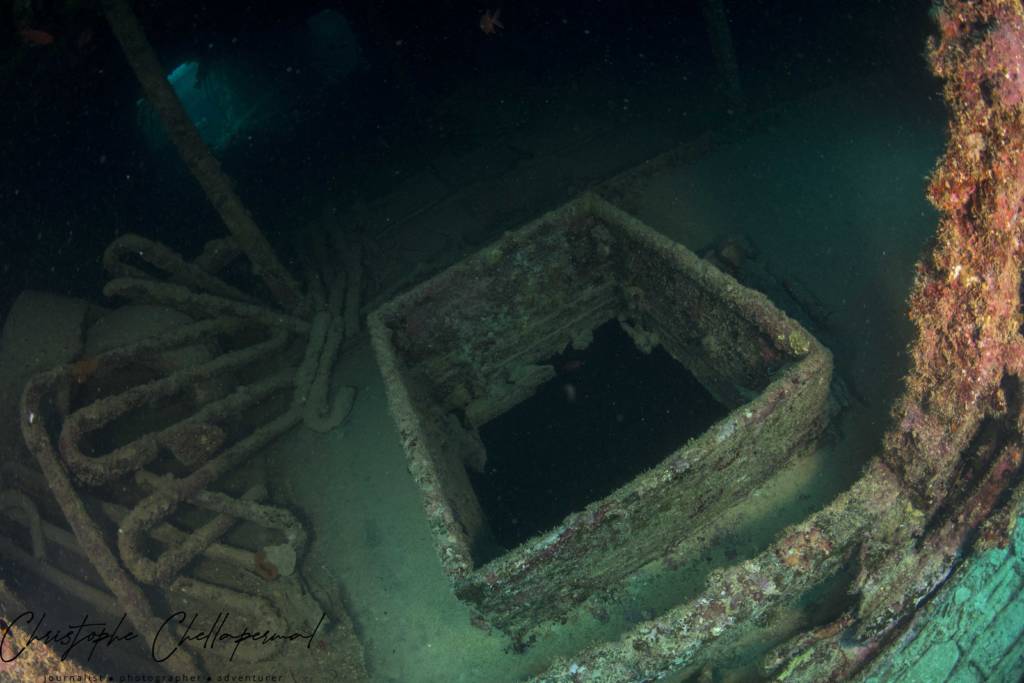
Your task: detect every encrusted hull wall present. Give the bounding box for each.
[370,195,833,636]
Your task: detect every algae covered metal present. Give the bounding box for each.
[369,194,833,636]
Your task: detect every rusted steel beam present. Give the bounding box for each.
[100,0,307,313]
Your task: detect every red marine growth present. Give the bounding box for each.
[886,0,1024,510]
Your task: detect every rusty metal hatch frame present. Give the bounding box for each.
[369,193,833,635]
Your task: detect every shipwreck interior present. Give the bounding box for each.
[369,195,833,643]
[3,0,1024,682]
[473,318,730,555]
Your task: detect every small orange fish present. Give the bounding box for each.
[69,356,99,384]
[480,8,503,35]
[19,28,55,47]
[559,359,585,374]
[253,550,279,581]
[77,27,94,49]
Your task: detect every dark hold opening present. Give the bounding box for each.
[469,320,729,561]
